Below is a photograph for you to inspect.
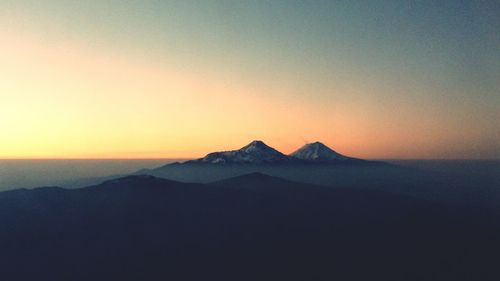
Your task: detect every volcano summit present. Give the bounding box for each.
[186,140,364,165]
[188,140,292,164]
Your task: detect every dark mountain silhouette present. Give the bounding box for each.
[131,157,497,213]
[212,172,307,190]
[0,173,499,280]
[63,142,497,215]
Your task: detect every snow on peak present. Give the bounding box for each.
[240,140,279,154]
[187,140,359,165]
[195,140,290,164]
[290,142,349,162]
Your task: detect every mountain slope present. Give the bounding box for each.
[1,174,499,280]
[289,141,372,165]
[211,172,325,192]
[290,142,350,162]
[187,140,292,164]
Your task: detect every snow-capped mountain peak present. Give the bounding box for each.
[240,140,278,154]
[192,140,291,164]
[184,140,364,165]
[290,142,349,162]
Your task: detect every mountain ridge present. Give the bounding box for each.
[184,140,365,165]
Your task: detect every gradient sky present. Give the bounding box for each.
[0,0,499,159]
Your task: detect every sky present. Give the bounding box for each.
[0,0,498,159]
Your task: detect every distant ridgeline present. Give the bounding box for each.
[132,141,499,212]
[66,141,499,215]
[131,140,389,185]
[183,140,372,165]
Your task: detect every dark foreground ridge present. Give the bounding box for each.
[1,174,499,280]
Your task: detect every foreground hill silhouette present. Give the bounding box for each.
[124,141,499,213]
[1,173,499,280]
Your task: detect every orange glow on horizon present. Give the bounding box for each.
[1,25,497,160]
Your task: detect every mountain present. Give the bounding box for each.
[187,140,292,164]
[174,140,378,165]
[120,140,389,186]
[290,141,351,162]
[211,172,324,192]
[63,141,386,189]
[213,172,300,187]
[183,140,375,165]
[1,173,498,280]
